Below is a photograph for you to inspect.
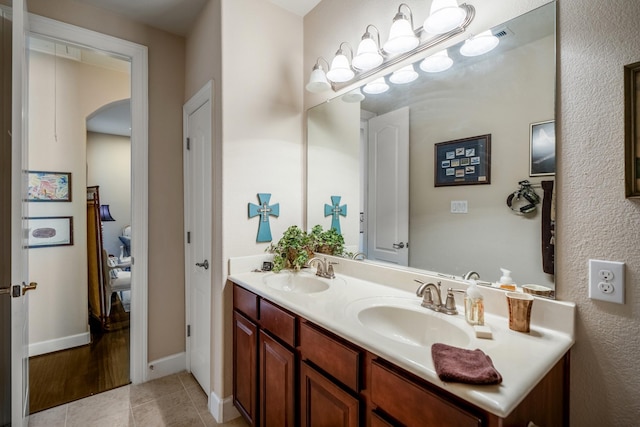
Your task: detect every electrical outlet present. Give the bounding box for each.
[589,259,625,304]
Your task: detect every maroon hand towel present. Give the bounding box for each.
[431,343,502,385]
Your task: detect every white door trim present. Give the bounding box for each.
[28,13,149,384]
[183,80,213,388]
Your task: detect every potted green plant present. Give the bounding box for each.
[267,225,345,272]
[308,224,345,256]
[267,225,313,272]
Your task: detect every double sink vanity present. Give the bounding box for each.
[229,254,575,426]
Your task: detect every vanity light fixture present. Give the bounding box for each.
[352,25,384,71]
[459,30,499,57]
[389,64,419,84]
[326,42,355,83]
[342,88,366,103]
[305,3,475,93]
[420,49,454,72]
[306,57,332,93]
[363,77,389,94]
[383,3,419,55]
[424,0,467,34]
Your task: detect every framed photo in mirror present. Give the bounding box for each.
[529,120,556,176]
[625,61,640,198]
[434,134,491,187]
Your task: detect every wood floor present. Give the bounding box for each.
[29,294,130,414]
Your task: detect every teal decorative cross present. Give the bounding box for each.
[324,195,347,234]
[248,193,280,242]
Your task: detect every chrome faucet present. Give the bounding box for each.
[351,252,366,261]
[308,257,338,279]
[463,271,480,281]
[415,280,458,315]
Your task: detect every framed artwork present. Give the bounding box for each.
[625,61,640,198]
[28,171,72,202]
[434,134,491,187]
[27,216,74,248]
[529,120,556,176]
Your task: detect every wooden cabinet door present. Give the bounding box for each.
[300,362,359,427]
[259,331,295,427]
[234,311,258,426]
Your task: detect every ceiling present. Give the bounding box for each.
[72,0,321,135]
[75,0,321,36]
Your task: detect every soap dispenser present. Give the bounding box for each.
[464,280,484,326]
[499,268,515,289]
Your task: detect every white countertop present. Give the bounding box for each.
[228,255,575,418]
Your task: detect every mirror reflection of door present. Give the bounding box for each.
[26,34,132,414]
[366,107,410,266]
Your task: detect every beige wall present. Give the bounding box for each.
[221,0,304,399]
[28,0,186,362]
[305,0,640,424]
[87,132,132,257]
[27,51,129,348]
[186,0,303,401]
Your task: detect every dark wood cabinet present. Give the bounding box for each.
[300,362,360,427]
[259,330,295,427]
[231,282,569,427]
[370,360,481,427]
[233,311,258,426]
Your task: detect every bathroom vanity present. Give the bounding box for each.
[229,256,574,427]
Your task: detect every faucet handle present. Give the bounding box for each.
[443,288,465,315]
[327,261,338,278]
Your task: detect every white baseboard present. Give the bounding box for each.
[29,332,91,357]
[210,391,241,423]
[147,352,187,381]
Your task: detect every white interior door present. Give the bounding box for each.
[11,0,31,425]
[366,107,409,266]
[184,81,212,395]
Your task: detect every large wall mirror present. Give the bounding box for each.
[307,2,557,293]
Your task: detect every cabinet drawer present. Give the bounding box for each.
[234,284,259,322]
[260,299,296,347]
[371,361,481,427]
[299,322,361,392]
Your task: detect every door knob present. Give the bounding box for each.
[195,260,209,270]
[22,282,38,295]
[392,242,405,249]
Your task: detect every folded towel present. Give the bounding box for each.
[431,343,502,385]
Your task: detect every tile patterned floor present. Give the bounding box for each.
[28,372,250,427]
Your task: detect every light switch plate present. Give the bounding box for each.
[451,200,468,214]
[588,259,625,304]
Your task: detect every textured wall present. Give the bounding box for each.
[557,0,640,424]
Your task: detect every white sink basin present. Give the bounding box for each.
[350,298,470,348]
[263,271,331,294]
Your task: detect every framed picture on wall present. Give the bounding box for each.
[27,216,74,248]
[434,134,491,187]
[27,171,72,202]
[529,120,556,176]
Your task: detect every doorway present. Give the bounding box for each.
[25,34,133,413]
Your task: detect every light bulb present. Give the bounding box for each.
[353,37,383,71]
[460,30,499,57]
[326,52,354,83]
[424,0,466,34]
[420,49,453,73]
[389,65,418,84]
[363,77,389,94]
